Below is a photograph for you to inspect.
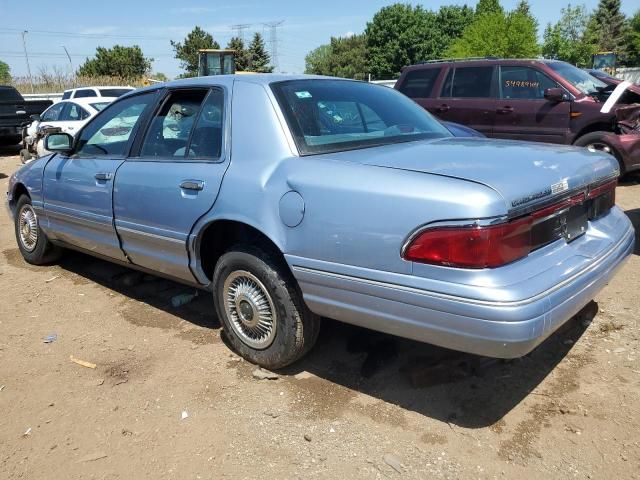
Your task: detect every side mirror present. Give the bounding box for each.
[44,133,74,154]
[30,114,41,122]
[544,87,566,103]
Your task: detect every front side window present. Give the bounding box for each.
[500,66,558,100]
[75,92,156,157]
[41,102,65,122]
[448,66,495,98]
[271,79,450,155]
[398,68,441,99]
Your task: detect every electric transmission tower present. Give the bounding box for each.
[231,24,251,43]
[263,20,284,73]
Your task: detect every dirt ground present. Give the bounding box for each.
[0,147,638,480]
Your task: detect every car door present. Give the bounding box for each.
[113,87,228,282]
[492,65,571,143]
[56,102,89,136]
[434,65,498,135]
[42,91,157,260]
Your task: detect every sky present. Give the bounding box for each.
[0,0,637,79]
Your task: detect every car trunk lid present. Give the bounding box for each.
[331,137,619,214]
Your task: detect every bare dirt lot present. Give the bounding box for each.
[0,147,639,480]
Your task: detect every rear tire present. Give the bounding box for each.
[14,195,61,265]
[574,131,624,175]
[213,245,320,369]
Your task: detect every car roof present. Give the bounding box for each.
[68,97,119,106]
[402,58,568,71]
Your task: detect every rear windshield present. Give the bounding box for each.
[547,62,607,95]
[90,102,110,111]
[99,88,132,97]
[271,79,450,155]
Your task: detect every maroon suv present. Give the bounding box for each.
[395,59,640,174]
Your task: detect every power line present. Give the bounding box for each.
[230,24,250,44]
[263,20,284,73]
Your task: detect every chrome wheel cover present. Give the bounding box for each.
[586,142,612,155]
[18,204,38,252]
[223,270,277,349]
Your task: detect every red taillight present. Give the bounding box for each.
[404,181,617,269]
[587,179,617,201]
[403,216,532,269]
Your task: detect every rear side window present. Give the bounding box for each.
[500,66,558,100]
[74,89,97,98]
[140,88,224,160]
[398,68,441,99]
[60,103,89,121]
[442,66,495,98]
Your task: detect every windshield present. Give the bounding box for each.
[547,62,607,95]
[90,102,110,112]
[99,88,133,97]
[271,79,451,155]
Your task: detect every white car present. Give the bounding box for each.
[61,86,135,100]
[24,97,116,158]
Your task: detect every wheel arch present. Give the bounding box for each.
[572,122,615,144]
[9,182,30,214]
[192,218,290,285]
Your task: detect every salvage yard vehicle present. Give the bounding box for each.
[0,85,52,145]
[395,58,640,174]
[20,97,116,162]
[6,75,634,368]
[62,86,134,100]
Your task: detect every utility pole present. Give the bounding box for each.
[231,24,250,44]
[61,45,73,73]
[21,30,34,93]
[263,20,284,73]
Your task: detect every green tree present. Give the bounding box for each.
[542,4,595,67]
[304,44,332,75]
[365,4,440,78]
[0,60,10,83]
[628,10,640,65]
[475,0,504,16]
[435,5,476,54]
[151,72,169,82]
[77,45,152,78]
[585,0,631,62]
[328,34,368,79]
[170,26,220,77]
[247,32,273,73]
[226,37,250,71]
[446,4,539,58]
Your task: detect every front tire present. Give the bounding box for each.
[574,131,624,175]
[213,245,320,369]
[14,195,61,265]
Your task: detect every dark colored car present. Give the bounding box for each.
[395,59,640,174]
[0,86,52,145]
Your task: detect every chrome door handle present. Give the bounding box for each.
[497,106,514,114]
[95,172,113,181]
[436,104,450,113]
[180,179,204,191]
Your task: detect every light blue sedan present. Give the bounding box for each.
[6,75,634,369]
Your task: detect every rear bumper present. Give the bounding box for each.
[289,214,634,358]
